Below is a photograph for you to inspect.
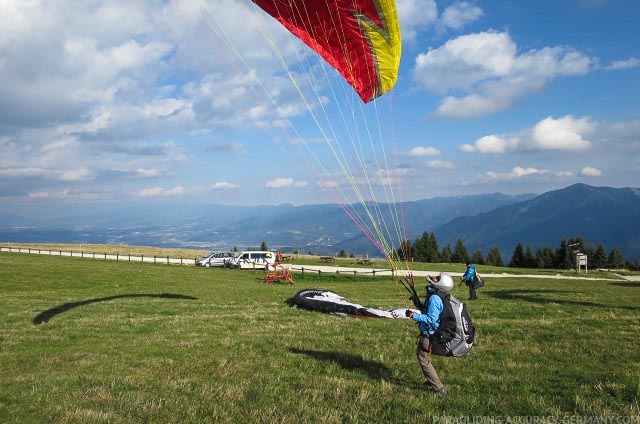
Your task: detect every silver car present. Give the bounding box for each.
[197,251,236,267]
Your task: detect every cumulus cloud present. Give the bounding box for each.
[263,177,307,189]
[0,0,323,203]
[137,186,186,197]
[395,0,438,42]
[427,160,455,170]
[207,143,248,155]
[604,57,640,70]
[396,0,483,42]
[407,146,441,157]
[460,115,596,154]
[265,177,309,189]
[60,167,93,181]
[211,182,240,190]
[440,2,483,30]
[135,168,160,178]
[580,166,602,177]
[412,31,594,118]
[463,166,574,185]
[530,116,595,151]
[266,177,294,188]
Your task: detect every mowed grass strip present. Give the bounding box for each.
[0,252,638,423]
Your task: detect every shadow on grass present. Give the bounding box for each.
[33,293,198,325]
[484,289,637,310]
[608,281,640,288]
[288,347,423,389]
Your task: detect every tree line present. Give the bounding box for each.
[396,232,638,271]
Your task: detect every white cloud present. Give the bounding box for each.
[463,166,574,185]
[604,57,640,70]
[531,116,594,151]
[266,177,293,188]
[317,180,337,189]
[580,166,602,177]
[395,0,438,42]
[376,167,410,186]
[407,146,441,157]
[0,167,49,178]
[137,186,186,197]
[135,168,160,178]
[427,160,455,170]
[460,134,511,154]
[28,188,97,200]
[412,31,594,118]
[60,167,93,181]
[440,2,483,30]
[462,115,595,154]
[28,191,50,199]
[211,182,240,190]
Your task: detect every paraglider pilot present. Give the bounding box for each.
[461,261,478,300]
[405,272,454,394]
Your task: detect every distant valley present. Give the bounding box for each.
[2,184,639,261]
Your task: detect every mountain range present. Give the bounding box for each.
[2,184,639,260]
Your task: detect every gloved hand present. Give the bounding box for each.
[405,309,414,318]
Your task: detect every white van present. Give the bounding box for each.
[227,251,276,269]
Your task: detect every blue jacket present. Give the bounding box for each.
[462,264,476,283]
[410,289,443,335]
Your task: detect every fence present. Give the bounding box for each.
[289,265,397,280]
[0,246,399,279]
[0,246,198,266]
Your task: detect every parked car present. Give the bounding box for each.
[225,251,276,269]
[207,251,236,267]
[196,252,235,267]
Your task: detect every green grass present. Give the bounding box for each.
[1,252,638,423]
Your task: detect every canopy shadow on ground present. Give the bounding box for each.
[484,289,636,310]
[608,281,640,288]
[32,293,198,324]
[288,347,422,389]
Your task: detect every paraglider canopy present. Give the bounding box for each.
[252,0,402,102]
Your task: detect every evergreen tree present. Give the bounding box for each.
[397,240,412,261]
[337,249,346,258]
[485,246,504,267]
[412,231,430,262]
[425,232,440,262]
[534,247,543,268]
[452,238,469,264]
[554,239,572,269]
[535,246,554,269]
[471,249,484,265]
[509,242,526,268]
[592,244,607,269]
[607,248,625,269]
[524,245,535,268]
[440,245,452,263]
[260,241,268,251]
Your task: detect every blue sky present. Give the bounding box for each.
[1,0,639,215]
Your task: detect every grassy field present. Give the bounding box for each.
[1,252,638,423]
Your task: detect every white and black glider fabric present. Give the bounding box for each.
[292,289,416,319]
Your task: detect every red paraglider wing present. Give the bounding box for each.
[252,0,401,103]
